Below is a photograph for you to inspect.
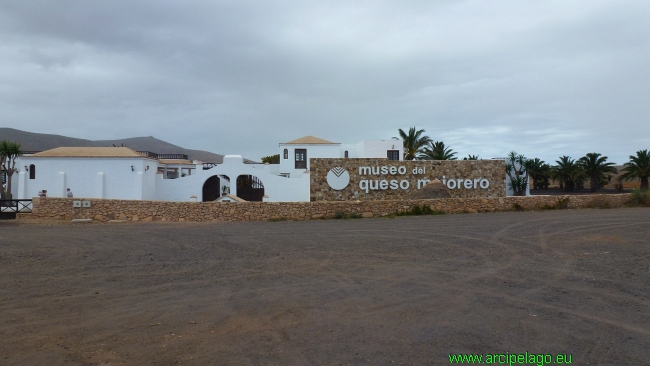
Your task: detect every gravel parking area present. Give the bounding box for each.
[1,208,649,365]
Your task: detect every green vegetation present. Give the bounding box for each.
[463,154,480,160]
[0,140,22,200]
[577,153,617,192]
[391,128,650,193]
[505,151,529,196]
[333,211,362,219]
[268,217,288,222]
[396,204,445,216]
[525,158,551,190]
[511,203,525,211]
[261,154,280,164]
[396,127,431,160]
[418,141,458,160]
[626,189,650,207]
[619,149,650,190]
[553,156,582,191]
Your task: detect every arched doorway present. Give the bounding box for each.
[236,175,264,201]
[202,175,221,202]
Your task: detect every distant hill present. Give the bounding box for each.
[0,128,255,163]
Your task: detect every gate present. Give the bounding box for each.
[202,175,221,202]
[236,175,264,202]
[0,199,32,220]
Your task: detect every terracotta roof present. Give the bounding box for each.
[283,136,337,144]
[28,147,153,158]
[158,159,195,165]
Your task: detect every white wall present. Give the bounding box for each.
[279,144,340,176]
[15,157,158,199]
[360,140,402,160]
[155,155,310,202]
[279,140,402,176]
[340,143,363,158]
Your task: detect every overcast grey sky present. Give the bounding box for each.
[1,0,648,163]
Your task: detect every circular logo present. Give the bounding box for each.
[326,167,350,190]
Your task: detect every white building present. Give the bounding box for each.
[278,136,402,177]
[16,147,159,201]
[12,136,400,202]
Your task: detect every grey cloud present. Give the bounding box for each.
[0,0,648,164]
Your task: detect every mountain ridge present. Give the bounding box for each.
[0,128,255,163]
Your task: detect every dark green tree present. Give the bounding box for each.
[396,127,431,160]
[419,141,457,160]
[554,156,580,192]
[577,153,617,192]
[0,140,22,200]
[261,154,280,164]
[620,149,650,190]
[525,158,547,190]
[462,154,479,160]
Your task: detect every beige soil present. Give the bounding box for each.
[1,208,649,365]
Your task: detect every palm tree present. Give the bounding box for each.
[396,127,431,160]
[506,151,528,196]
[418,141,457,160]
[539,163,552,189]
[0,140,22,200]
[620,149,650,190]
[525,158,547,190]
[462,154,479,160]
[554,156,578,192]
[577,153,617,192]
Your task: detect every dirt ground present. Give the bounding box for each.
[0,208,649,365]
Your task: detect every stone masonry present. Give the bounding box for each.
[309,158,506,201]
[26,194,632,223]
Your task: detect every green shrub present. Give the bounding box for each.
[333,212,362,219]
[396,204,444,216]
[627,189,650,207]
[512,203,525,211]
[556,197,570,209]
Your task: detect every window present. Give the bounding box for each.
[295,149,307,169]
[283,148,288,159]
[387,150,399,161]
[344,150,348,158]
[29,164,36,179]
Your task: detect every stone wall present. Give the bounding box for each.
[27,194,632,222]
[309,158,506,201]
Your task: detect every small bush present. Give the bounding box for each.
[333,212,346,219]
[396,204,444,216]
[512,203,525,211]
[333,212,362,219]
[556,197,570,209]
[627,189,650,207]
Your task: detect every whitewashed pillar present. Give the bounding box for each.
[17,171,26,199]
